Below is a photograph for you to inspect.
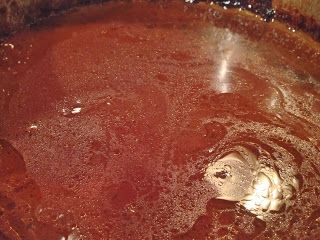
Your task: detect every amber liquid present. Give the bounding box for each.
[0,1,320,239]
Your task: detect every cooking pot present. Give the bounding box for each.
[0,0,320,40]
[0,1,319,239]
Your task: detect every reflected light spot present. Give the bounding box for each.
[205,147,299,220]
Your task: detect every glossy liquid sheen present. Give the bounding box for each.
[0,1,320,239]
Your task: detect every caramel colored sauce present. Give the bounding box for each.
[0,1,320,239]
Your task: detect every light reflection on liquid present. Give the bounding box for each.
[205,147,299,220]
[210,31,239,93]
[60,227,81,240]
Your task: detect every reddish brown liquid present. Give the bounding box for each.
[0,1,320,239]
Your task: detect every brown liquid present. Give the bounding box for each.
[0,1,320,239]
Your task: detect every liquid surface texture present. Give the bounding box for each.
[0,1,320,239]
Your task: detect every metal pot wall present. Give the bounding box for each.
[0,0,320,40]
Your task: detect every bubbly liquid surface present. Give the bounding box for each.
[0,1,320,239]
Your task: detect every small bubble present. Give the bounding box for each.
[4,43,14,49]
[30,124,38,129]
[71,107,82,114]
[62,107,81,117]
[61,100,83,117]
